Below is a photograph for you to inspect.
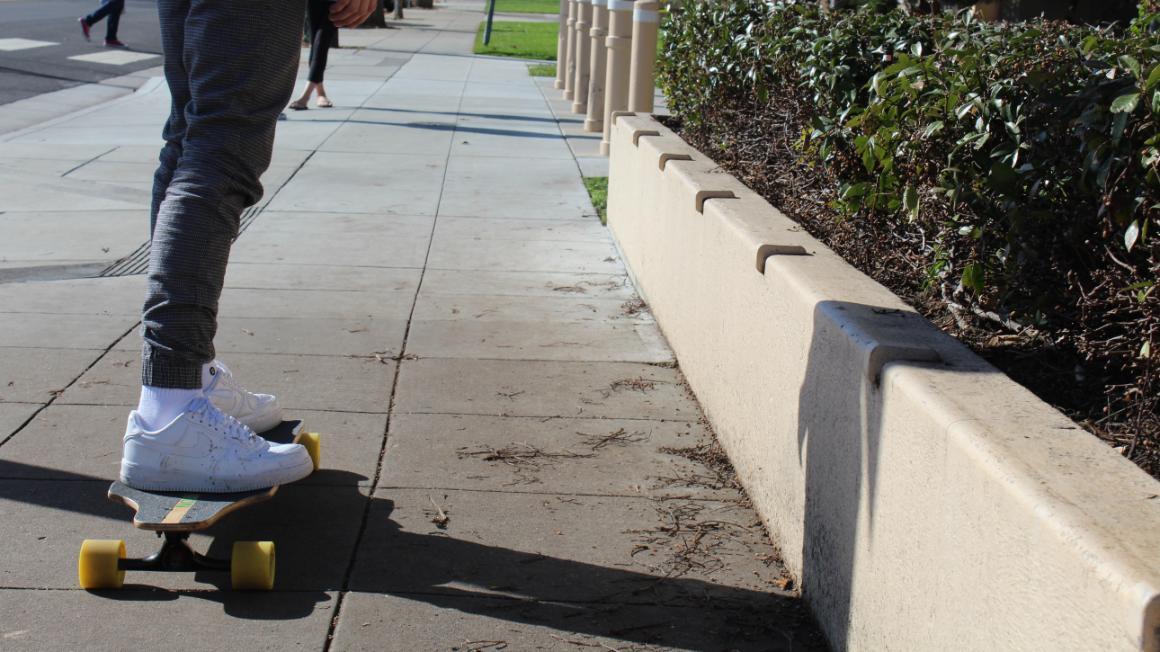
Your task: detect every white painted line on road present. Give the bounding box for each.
[0,38,58,51]
[68,51,158,65]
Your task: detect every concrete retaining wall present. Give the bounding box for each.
[606,113,1160,651]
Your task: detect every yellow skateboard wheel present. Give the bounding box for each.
[78,539,125,590]
[231,541,275,590]
[299,432,321,472]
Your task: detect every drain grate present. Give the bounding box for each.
[97,205,264,278]
[97,241,150,277]
[237,202,264,235]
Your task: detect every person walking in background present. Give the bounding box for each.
[289,0,339,110]
[78,0,127,49]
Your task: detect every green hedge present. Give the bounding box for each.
[660,1,1159,470]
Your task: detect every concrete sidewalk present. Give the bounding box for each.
[0,4,824,650]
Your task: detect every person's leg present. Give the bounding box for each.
[124,0,313,492]
[289,82,317,110]
[151,0,190,238]
[314,82,332,107]
[83,0,114,27]
[312,24,336,106]
[306,0,327,83]
[307,9,334,86]
[290,0,337,109]
[142,0,305,391]
[306,1,335,107]
[104,0,125,42]
[133,0,195,430]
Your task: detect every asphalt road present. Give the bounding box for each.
[0,0,162,106]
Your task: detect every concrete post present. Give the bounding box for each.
[554,0,568,89]
[563,0,577,101]
[627,0,659,113]
[600,0,633,156]
[583,0,609,132]
[570,0,592,114]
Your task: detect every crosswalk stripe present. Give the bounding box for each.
[68,51,159,65]
[0,38,58,52]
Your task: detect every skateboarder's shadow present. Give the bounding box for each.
[191,470,817,649]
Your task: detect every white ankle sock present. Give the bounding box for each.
[136,385,203,431]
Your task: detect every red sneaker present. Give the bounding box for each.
[78,18,91,41]
[104,39,127,48]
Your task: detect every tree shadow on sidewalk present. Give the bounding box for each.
[358,105,564,124]
[300,117,598,141]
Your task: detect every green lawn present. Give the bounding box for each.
[584,177,608,224]
[474,18,665,62]
[490,0,559,13]
[474,21,558,60]
[527,63,557,77]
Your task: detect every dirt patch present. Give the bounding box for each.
[658,434,744,494]
[620,296,647,317]
[609,377,657,393]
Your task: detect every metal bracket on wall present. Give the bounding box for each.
[658,153,693,170]
[820,302,946,386]
[755,244,810,273]
[631,129,660,146]
[610,110,636,125]
[694,190,736,213]
[866,343,943,387]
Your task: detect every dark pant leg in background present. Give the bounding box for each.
[84,0,125,41]
[104,0,123,41]
[143,0,306,389]
[306,0,336,84]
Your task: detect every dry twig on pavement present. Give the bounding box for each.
[428,494,450,529]
[457,443,595,484]
[578,427,649,450]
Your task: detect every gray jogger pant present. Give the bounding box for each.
[142,0,306,388]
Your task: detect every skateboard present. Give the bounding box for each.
[77,420,321,591]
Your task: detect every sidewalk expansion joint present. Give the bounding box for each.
[320,43,465,652]
[398,411,698,423]
[379,587,780,613]
[372,484,747,503]
[0,321,139,451]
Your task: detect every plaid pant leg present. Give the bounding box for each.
[142,0,305,388]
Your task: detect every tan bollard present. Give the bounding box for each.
[563,0,577,101]
[627,0,659,113]
[583,0,609,132]
[570,0,593,114]
[600,0,633,156]
[554,0,568,89]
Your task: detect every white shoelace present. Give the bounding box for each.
[191,398,264,450]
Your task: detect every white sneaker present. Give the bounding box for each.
[120,397,313,492]
[204,360,282,434]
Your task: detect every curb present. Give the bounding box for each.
[0,66,163,139]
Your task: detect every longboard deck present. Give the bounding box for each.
[108,420,303,532]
